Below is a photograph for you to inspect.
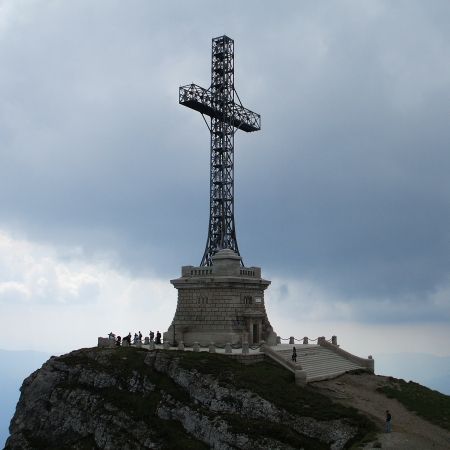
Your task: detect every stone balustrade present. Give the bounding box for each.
[180,263,261,278]
[99,334,341,352]
[278,335,339,346]
[98,336,265,354]
[318,338,374,373]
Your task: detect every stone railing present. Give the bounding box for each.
[239,268,256,277]
[180,265,262,278]
[101,335,338,351]
[277,335,337,345]
[188,268,213,276]
[318,338,374,373]
[105,339,263,355]
[175,341,264,354]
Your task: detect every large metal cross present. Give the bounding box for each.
[179,35,261,266]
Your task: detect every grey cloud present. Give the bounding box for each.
[1,1,449,322]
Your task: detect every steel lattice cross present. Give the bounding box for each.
[179,35,261,266]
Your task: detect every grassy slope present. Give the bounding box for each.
[176,351,376,447]
[57,348,208,450]
[377,377,450,432]
[57,348,377,449]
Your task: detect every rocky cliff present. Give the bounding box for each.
[5,347,376,449]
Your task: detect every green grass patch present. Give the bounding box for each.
[178,351,376,447]
[179,352,367,417]
[53,348,376,449]
[377,378,450,431]
[61,348,190,404]
[60,346,148,372]
[51,348,209,449]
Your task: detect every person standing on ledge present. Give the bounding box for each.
[292,347,297,363]
[385,410,392,433]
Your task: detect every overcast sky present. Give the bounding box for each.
[1,0,449,358]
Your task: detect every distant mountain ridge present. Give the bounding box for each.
[374,352,450,395]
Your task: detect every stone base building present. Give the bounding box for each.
[164,249,277,346]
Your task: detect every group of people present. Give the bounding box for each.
[149,330,162,345]
[108,330,162,346]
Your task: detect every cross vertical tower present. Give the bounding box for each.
[166,36,276,348]
[179,35,261,266]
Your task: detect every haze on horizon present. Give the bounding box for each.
[0,0,449,359]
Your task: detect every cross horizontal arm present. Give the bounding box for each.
[179,84,261,133]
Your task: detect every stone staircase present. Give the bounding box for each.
[267,344,367,383]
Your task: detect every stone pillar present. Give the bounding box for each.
[225,343,232,354]
[193,342,200,352]
[249,319,253,344]
[332,335,337,345]
[303,337,308,344]
[242,342,249,354]
[276,336,281,345]
[209,342,216,353]
[318,336,326,345]
[289,336,295,344]
[144,337,150,345]
[295,370,307,386]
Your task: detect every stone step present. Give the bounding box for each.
[305,366,355,373]
[304,364,361,374]
[301,361,358,367]
[302,357,359,363]
[270,344,365,382]
[301,361,360,369]
[306,370,360,376]
[299,355,352,361]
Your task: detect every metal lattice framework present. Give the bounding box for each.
[179,35,260,266]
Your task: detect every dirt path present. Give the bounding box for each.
[313,373,450,449]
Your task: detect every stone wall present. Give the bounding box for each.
[164,249,277,346]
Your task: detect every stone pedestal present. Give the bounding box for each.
[164,249,277,347]
[98,337,115,348]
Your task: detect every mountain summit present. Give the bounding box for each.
[5,347,450,449]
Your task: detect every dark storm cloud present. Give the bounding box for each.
[0,1,449,321]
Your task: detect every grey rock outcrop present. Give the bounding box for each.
[6,347,370,449]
